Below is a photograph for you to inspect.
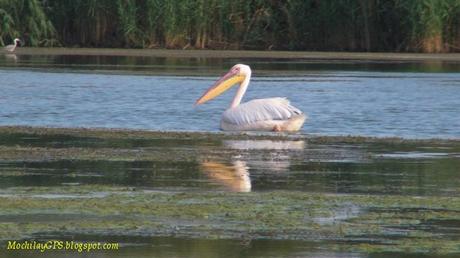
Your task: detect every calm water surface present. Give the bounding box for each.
[1,54,460,139]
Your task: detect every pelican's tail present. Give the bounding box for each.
[282,114,307,132]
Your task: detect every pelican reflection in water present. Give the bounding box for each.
[200,161,251,192]
[223,140,305,150]
[200,140,305,192]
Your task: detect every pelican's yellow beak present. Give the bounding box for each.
[195,70,245,105]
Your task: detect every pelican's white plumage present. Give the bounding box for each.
[195,64,306,131]
[3,38,20,52]
[221,97,305,131]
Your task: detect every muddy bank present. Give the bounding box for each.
[1,126,458,144]
[0,126,457,162]
[13,48,460,62]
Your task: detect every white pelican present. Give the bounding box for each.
[3,38,21,52]
[195,64,306,131]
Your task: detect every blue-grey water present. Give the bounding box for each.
[1,68,459,138]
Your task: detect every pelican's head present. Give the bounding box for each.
[14,38,21,44]
[195,64,251,105]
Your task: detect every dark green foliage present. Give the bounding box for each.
[1,0,460,52]
[0,0,56,46]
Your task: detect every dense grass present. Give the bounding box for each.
[1,0,460,52]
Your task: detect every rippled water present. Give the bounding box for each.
[1,54,460,139]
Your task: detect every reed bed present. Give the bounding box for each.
[1,0,459,52]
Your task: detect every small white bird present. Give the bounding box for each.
[195,64,306,132]
[3,38,21,52]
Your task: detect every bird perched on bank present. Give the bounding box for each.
[195,64,306,132]
[3,38,21,52]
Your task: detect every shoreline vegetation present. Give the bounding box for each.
[1,1,460,53]
[9,47,460,62]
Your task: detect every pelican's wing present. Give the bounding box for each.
[222,98,302,125]
[3,44,14,52]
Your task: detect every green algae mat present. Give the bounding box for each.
[0,126,459,257]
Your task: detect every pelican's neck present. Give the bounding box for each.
[230,71,251,108]
[14,40,18,46]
